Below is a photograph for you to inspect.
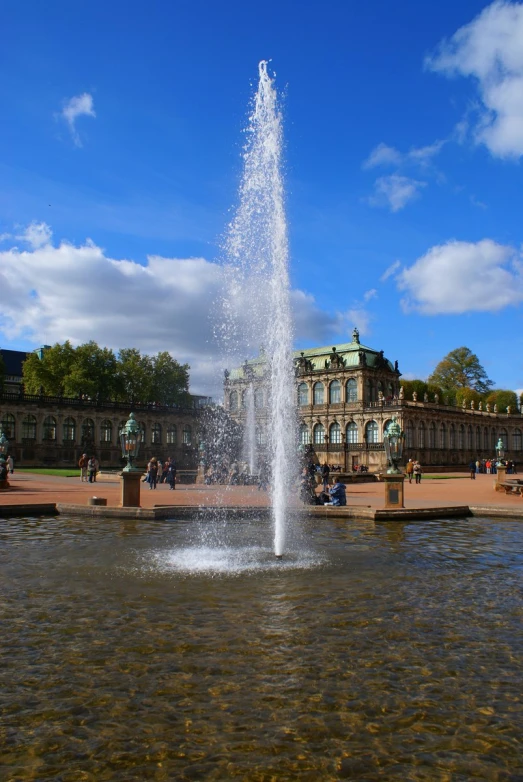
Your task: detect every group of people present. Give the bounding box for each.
[405,459,423,484]
[0,453,14,482]
[143,457,177,490]
[78,454,99,483]
[299,466,347,506]
[468,458,517,479]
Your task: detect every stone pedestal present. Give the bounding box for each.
[382,473,405,509]
[120,470,142,508]
[494,464,507,491]
[196,463,205,485]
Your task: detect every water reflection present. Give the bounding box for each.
[1,515,522,780]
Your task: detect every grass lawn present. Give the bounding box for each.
[423,475,469,480]
[17,468,79,478]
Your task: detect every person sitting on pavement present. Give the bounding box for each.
[323,479,347,506]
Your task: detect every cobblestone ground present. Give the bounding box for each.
[1,470,522,511]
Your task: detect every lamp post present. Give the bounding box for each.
[0,428,9,490]
[495,436,507,487]
[382,417,405,509]
[119,412,143,507]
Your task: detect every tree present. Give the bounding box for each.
[485,389,518,413]
[428,347,494,395]
[63,342,118,401]
[400,379,445,402]
[455,387,483,408]
[115,348,153,403]
[149,352,190,406]
[22,342,76,395]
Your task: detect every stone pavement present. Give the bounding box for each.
[1,470,522,514]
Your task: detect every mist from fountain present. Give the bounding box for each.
[244,383,257,476]
[224,61,296,556]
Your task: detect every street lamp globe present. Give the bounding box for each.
[383,417,405,475]
[120,412,143,472]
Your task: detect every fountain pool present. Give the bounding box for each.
[1,514,522,780]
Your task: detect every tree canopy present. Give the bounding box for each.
[22,342,191,405]
[428,347,494,395]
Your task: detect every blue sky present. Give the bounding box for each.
[1,0,523,396]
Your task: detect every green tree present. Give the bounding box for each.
[428,347,494,394]
[150,352,190,406]
[115,348,153,403]
[63,342,118,401]
[485,389,518,413]
[22,342,76,395]
[455,387,484,408]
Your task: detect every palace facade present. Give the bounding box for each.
[224,329,523,470]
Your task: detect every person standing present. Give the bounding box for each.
[87,457,96,483]
[6,454,14,474]
[406,459,414,484]
[148,458,158,490]
[321,462,330,492]
[413,461,422,484]
[469,460,476,479]
[166,460,176,490]
[78,453,88,482]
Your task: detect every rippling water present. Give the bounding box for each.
[1,515,522,781]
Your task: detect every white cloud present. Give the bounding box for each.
[364,140,444,170]
[426,1,523,158]
[0,224,358,396]
[398,238,523,314]
[362,143,402,169]
[368,175,426,212]
[363,288,377,302]
[60,93,96,147]
[380,260,401,282]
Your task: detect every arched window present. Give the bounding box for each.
[329,380,341,404]
[377,380,383,398]
[43,415,56,441]
[418,422,425,449]
[484,427,489,451]
[254,388,264,409]
[365,379,374,402]
[513,429,522,451]
[183,425,192,445]
[22,414,37,440]
[388,382,394,399]
[330,422,341,444]
[255,427,266,446]
[346,378,357,402]
[299,423,310,445]
[439,423,446,449]
[313,423,325,444]
[383,419,393,438]
[63,417,76,442]
[1,413,15,440]
[100,419,112,443]
[450,424,456,449]
[81,418,95,441]
[499,428,508,449]
[230,390,238,412]
[313,382,324,405]
[467,425,473,450]
[167,424,177,445]
[139,422,146,444]
[346,421,358,444]
[152,422,162,444]
[405,420,414,448]
[365,420,378,444]
[458,424,465,450]
[428,422,436,449]
[491,428,497,451]
[476,426,481,451]
[297,383,309,406]
[241,390,248,409]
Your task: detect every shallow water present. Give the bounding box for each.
[0,515,522,781]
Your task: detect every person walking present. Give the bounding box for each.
[87,457,96,483]
[469,459,476,479]
[78,453,88,482]
[166,460,176,490]
[413,461,422,484]
[148,458,158,490]
[406,459,414,484]
[6,454,14,474]
[321,462,330,492]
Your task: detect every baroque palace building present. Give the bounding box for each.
[224,328,523,471]
[0,349,208,470]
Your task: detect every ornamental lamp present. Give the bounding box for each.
[495,437,505,465]
[383,417,405,474]
[0,428,8,462]
[120,412,142,471]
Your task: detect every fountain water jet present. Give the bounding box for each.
[243,383,257,477]
[224,61,296,556]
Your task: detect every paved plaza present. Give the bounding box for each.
[1,470,522,514]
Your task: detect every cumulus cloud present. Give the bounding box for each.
[362,143,403,169]
[0,223,360,396]
[60,93,96,146]
[426,1,523,158]
[367,175,426,212]
[398,238,523,314]
[380,260,401,282]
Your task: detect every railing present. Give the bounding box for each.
[0,390,199,415]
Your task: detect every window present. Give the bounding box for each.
[484,427,489,451]
[476,426,481,451]
[299,423,310,445]
[313,423,325,444]
[405,421,414,448]
[81,418,95,441]
[100,419,112,443]
[254,388,264,409]
[152,423,162,444]
[330,422,341,444]
[429,422,436,449]
[513,429,522,451]
[383,419,393,439]
[230,390,238,412]
[183,425,192,445]
[329,380,341,404]
[459,425,465,450]
[418,422,425,449]
[297,383,308,406]
[313,382,324,405]
[365,379,375,403]
[43,415,57,441]
[346,421,358,444]
[346,378,357,402]
[467,425,473,451]
[167,425,177,445]
[256,427,266,446]
[450,424,456,449]
[499,429,508,450]
[22,414,37,440]
[365,420,378,444]
[63,417,76,442]
[1,413,15,440]
[439,423,446,449]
